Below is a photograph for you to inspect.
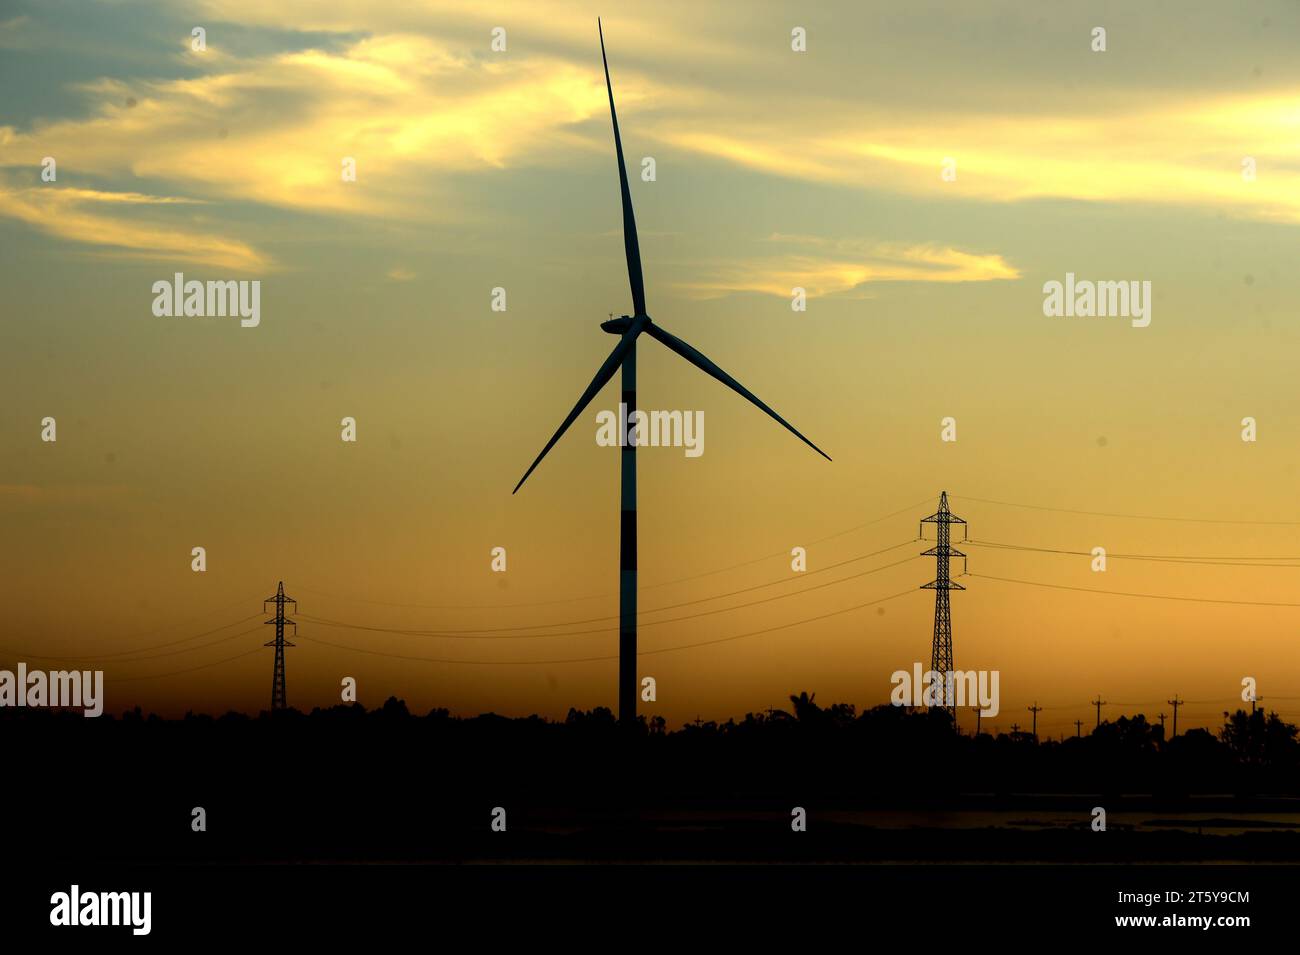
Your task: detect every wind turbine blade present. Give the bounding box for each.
[645,323,832,462]
[598,18,646,317]
[513,332,637,493]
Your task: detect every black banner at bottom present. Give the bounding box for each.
[0,863,1277,942]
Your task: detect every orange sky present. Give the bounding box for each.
[3,0,1300,735]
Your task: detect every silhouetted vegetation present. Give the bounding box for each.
[4,695,1298,863]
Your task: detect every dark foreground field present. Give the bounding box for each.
[5,697,1300,864]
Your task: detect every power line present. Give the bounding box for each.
[952,494,1300,526]
[83,594,268,642]
[294,587,920,666]
[83,626,262,664]
[0,615,263,662]
[297,554,921,640]
[300,540,917,636]
[969,571,1300,608]
[107,647,265,682]
[1043,696,1264,709]
[968,539,1300,568]
[641,540,916,614]
[1110,698,1221,706]
[286,496,934,611]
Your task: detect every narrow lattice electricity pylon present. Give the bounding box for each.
[920,491,967,723]
[263,581,297,711]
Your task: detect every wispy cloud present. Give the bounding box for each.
[0,177,270,272]
[0,35,622,218]
[677,238,1019,299]
[3,1,1298,276]
[0,14,30,50]
[660,91,1300,223]
[45,187,208,205]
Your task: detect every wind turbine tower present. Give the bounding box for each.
[513,21,831,725]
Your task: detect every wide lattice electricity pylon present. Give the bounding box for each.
[263,581,297,711]
[920,491,967,722]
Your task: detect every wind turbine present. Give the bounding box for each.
[513,20,831,725]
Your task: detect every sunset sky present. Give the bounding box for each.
[3,0,1300,735]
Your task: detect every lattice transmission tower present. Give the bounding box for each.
[920,491,967,723]
[263,581,297,711]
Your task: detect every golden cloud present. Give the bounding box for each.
[677,240,1019,299]
[659,91,1300,222]
[3,4,1297,275]
[0,179,269,272]
[0,34,619,219]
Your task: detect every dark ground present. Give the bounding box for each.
[5,696,1299,864]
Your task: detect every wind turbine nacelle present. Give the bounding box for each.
[601,315,634,334]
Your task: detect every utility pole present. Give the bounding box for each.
[1251,695,1264,716]
[1158,712,1167,737]
[1028,702,1043,741]
[1010,722,1020,736]
[263,581,297,711]
[1167,696,1183,738]
[972,706,982,737]
[1091,695,1106,729]
[1074,718,1083,738]
[921,491,967,724]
